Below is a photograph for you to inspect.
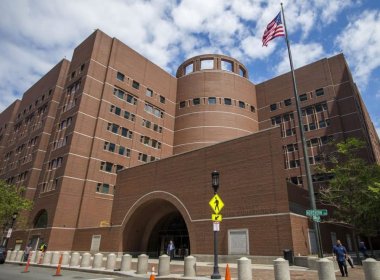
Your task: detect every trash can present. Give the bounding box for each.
[283,249,294,266]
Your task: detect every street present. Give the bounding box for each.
[0,264,140,280]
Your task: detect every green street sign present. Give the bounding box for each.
[306,209,328,217]
[312,216,321,222]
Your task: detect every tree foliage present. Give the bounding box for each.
[318,138,380,235]
[0,180,33,229]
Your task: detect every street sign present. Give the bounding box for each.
[312,216,321,222]
[209,194,224,214]
[6,228,12,238]
[212,214,223,222]
[306,209,328,217]
[213,222,220,231]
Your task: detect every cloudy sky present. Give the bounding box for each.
[0,0,379,135]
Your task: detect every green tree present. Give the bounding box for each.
[0,180,33,234]
[317,138,380,262]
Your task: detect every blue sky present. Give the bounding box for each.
[0,0,379,136]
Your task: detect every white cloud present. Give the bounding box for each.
[276,43,325,75]
[336,10,380,87]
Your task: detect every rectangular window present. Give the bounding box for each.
[132,80,140,89]
[114,88,125,99]
[270,103,277,111]
[221,59,233,72]
[115,106,121,116]
[224,98,232,105]
[319,120,327,128]
[146,88,153,97]
[116,165,123,172]
[303,124,309,132]
[289,160,300,168]
[284,99,292,106]
[126,94,137,105]
[250,105,256,112]
[238,101,245,108]
[193,98,200,105]
[117,72,125,81]
[299,94,308,101]
[309,123,317,130]
[97,183,110,194]
[160,96,166,104]
[306,107,314,115]
[112,124,119,133]
[200,59,214,70]
[100,161,113,172]
[208,97,216,104]
[316,88,324,97]
[285,128,296,137]
[179,101,186,108]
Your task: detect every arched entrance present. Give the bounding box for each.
[123,198,190,259]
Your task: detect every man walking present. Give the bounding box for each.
[333,240,348,277]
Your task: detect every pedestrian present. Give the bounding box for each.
[23,243,32,262]
[166,240,175,261]
[333,240,348,277]
[40,242,47,252]
[359,241,369,259]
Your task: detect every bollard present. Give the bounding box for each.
[238,257,252,280]
[61,252,70,266]
[93,253,104,269]
[69,252,80,267]
[363,258,380,280]
[158,254,170,276]
[51,251,61,265]
[5,250,12,262]
[184,255,196,277]
[317,258,336,280]
[120,254,132,271]
[273,258,290,280]
[42,251,52,264]
[10,250,17,261]
[137,254,149,274]
[16,250,24,262]
[80,252,91,268]
[106,253,116,271]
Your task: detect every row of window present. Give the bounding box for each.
[281,119,331,138]
[48,157,63,170]
[142,119,163,133]
[116,71,166,104]
[16,90,52,120]
[290,173,334,185]
[144,103,164,118]
[183,59,246,77]
[179,97,256,112]
[138,152,158,163]
[140,136,161,149]
[52,136,68,150]
[41,178,59,193]
[113,87,138,105]
[104,141,131,157]
[106,122,133,138]
[301,102,328,116]
[100,161,124,173]
[287,155,324,169]
[69,63,85,81]
[58,117,73,130]
[283,135,334,153]
[270,88,325,111]
[271,112,295,125]
[110,105,136,121]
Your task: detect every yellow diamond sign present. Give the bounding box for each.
[212,214,223,222]
[209,194,224,214]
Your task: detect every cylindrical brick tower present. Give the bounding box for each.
[174,54,258,154]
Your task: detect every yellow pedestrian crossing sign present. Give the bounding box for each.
[212,214,223,222]
[209,194,224,214]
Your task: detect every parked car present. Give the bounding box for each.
[0,246,6,264]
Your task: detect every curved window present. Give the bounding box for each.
[201,59,214,70]
[184,64,193,75]
[221,60,233,72]
[34,210,48,228]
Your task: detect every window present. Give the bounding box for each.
[303,124,309,132]
[307,138,319,147]
[160,96,166,104]
[309,123,317,130]
[132,80,140,89]
[71,71,76,79]
[126,94,137,105]
[116,165,124,172]
[319,120,327,128]
[305,107,314,115]
[97,183,110,194]
[100,161,113,172]
[146,88,153,97]
[321,135,334,144]
[121,127,132,138]
[224,98,232,105]
[80,64,85,72]
[289,160,300,168]
[104,142,116,152]
[117,72,125,81]
[286,144,298,152]
[270,103,277,111]
[290,176,302,185]
[271,116,282,125]
[284,99,292,106]
[142,119,151,128]
[283,113,293,121]
[200,59,214,70]
[124,111,135,121]
[184,63,193,75]
[138,153,148,162]
[316,88,324,97]
[285,128,296,137]
[193,98,200,105]
[208,97,216,104]
[239,66,246,77]
[179,101,186,108]
[250,106,256,113]
[299,94,308,101]
[111,123,119,133]
[238,101,245,108]
[119,146,130,156]
[221,60,233,71]
[114,88,125,99]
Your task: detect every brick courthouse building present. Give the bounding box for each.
[1,30,379,257]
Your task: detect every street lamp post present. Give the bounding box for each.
[211,171,221,279]
[3,213,18,249]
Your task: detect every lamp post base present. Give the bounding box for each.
[211,272,221,279]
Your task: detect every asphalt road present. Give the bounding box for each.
[0,264,141,280]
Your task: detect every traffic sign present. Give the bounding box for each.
[312,216,321,222]
[213,222,220,231]
[212,214,223,222]
[306,209,328,217]
[209,194,224,214]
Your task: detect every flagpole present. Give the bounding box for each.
[280,2,323,258]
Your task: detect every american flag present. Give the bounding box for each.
[262,12,285,47]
